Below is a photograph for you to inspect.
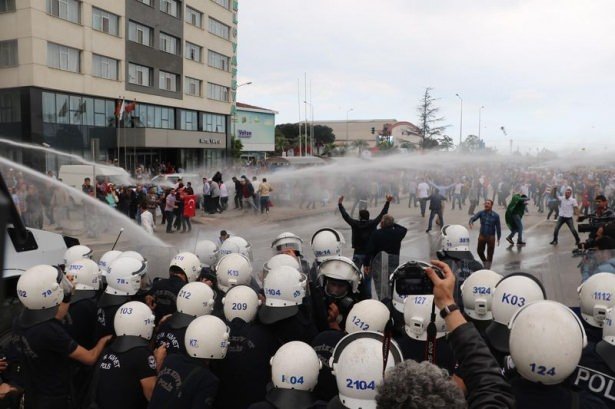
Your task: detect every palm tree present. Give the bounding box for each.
[351,139,369,155]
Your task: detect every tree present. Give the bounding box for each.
[438,135,455,151]
[459,134,485,152]
[351,139,369,156]
[417,87,449,150]
[230,137,243,159]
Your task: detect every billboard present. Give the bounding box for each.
[235,109,275,152]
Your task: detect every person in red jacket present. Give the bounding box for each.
[182,191,196,233]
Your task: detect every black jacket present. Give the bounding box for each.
[365,223,407,263]
[449,322,515,409]
[338,201,390,254]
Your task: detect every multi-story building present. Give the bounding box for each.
[0,0,238,172]
[314,119,422,149]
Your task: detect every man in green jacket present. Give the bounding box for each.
[505,193,529,246]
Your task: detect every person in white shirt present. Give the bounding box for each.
[140,202,155,235]
[550,187,580,246]
[417,180,430,217]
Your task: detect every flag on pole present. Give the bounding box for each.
[125,100,137,115]
[114,98,125,119]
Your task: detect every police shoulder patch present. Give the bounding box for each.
[148,355,157,370]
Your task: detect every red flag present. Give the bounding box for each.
[183,195,196,218]
[125,100,137,114]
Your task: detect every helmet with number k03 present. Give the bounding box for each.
[270,341,322,392]
[346,300,390,334]
[577,272,615,328]
[170,251,201,282]
[215,253,252,293]
[460,269,503,321]
[485,273,546,354]
[114,301,156,340]
[222,285,261,323]
[508,300,587,385]
[258,265,306,325]
[403,294,447,341]
[184,315,230,359]
[330,331,403,409]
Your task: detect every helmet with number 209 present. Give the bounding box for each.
[222,285,261,323]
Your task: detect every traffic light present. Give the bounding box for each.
[371,127,375,135]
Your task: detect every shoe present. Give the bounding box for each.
[550,240,558,245]
[517,241,526,246]
[425,229,431,233]
[506,237,514,245]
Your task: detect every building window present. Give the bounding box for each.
[47,0,80,24]
[130,103,174,129]
[208,17,230,40]
[0,92,20,123]
[42,91,114,127]
[185,6,202,27]
[0,40,18,67]
[184,77,202,97]
[47,42,80,72]
[128,63,152,86]
[128,21,152,47]
[160,0,179,17]
[207,50,229,71]
[159,32,179,55]
[185,42,202,62]
[212,0,230,9]
[136,0,152,6]
[92,7,119,36]
[159,71,178,92]
[0,0,16,13]
[207,82,229,102]
[203,113,226,133]
[92,54,118,80]
[180,110,198,130]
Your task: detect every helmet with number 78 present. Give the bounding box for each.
[105,257,147,296]
[508,300,586,384]
[17,265,64,326]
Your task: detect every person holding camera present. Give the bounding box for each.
[578,195,615,249]
[376,260,515,409]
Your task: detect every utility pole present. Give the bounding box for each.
[455,93,463,145]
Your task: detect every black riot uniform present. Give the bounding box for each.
[65,290,99,349]
[247,388,325,409]
[510,376,608,409]
[311,330,345,402]
[153,312,194,356]
[259,304,319,345]
[148,274,186,324]
[11,312,79,409]
[394,334,457,375]
[567,342,615,409]
[148,354,219,409]
[96,293,131,338]
[94,336,157,409]
[214,318,280,409]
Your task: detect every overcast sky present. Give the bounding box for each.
[236,0,615,153]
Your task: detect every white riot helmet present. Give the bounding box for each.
[65,258,101,291]
[403,295,447,341]
[215,253,253,293]
[170,252,201,282]
[194,240,218,268]
[114,301,155,340]
[118,251,148,275]
[270,341,322,391]
[346,300,390,334]
[222,285,261,323]
[509,300,587,385]
[311,228,345,262]
[577,272,615,328]
[485,273,546,353]
[330,332,403,409]
[105,256,146,296]
[317,256,362,296]
[98,250,122,276]
[261,254,301,285]
[272,232,304,255]
[64,245,93,265]
[17,265,64,325]
[460,269,503,321]
[185,315,230,359]
[219,236,253,261]
[596,308,615,371]
[440,225,472,257]
[177,282,215,317]
[259,265,307,324]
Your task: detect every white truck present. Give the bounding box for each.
[58,164,132,190]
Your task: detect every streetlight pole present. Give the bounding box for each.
[455,93,463,146]
[478,105,485,140]
[304,101,314,156]
[232,81,253,159]
[346,108,354,145]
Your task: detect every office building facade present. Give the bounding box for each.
[0,0,238,172]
